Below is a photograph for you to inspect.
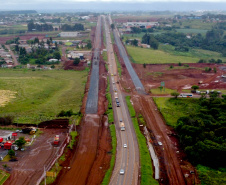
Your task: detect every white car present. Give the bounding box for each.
[158,142,163,146]
[119,169,125,175]
[123,144,127,148]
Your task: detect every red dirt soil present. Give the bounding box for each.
[0,34,45,44]
[2,129,67,185]
[54,19,112,185]
[132,63,226,93]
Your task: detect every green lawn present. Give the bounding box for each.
[65,42,73,46]
[0,170,10,185]
[176,28,208,35]
[127,45,199,64]
[102,51,108,62]
[0,69,87,124]
[126,96,158,185]
[173,20,216,30]
[150,88,177,95]
[153,97,200,127]
[159,45,225,61]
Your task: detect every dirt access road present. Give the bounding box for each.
[5,45,19,66]
[2,129,67,185]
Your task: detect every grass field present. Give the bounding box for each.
[0,69,87,124]
[127,45,199,64]
[173,20,216,30]
[126,44,225,64]
[65,42,73,46]
[126,96,158,185]
[176,28,208,35]
[150,88,177,95]
[159,45,225,61]
[153,97,200,127]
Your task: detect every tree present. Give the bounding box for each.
[87,42,92,49]
[8,150,15,158]
[15,137,26,150]
[132,39,138,46]
[171,92,180,98]
[53,51,61,60]
[73,58,80,65]
[214,67,217,73]
[191,85,199,91]
[143,63,146,68]
[111,24,115,30]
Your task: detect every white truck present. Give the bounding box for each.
[120,122,125,131]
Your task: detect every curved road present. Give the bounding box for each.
[103,16,139,185]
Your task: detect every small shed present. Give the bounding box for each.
[0,130,13,141]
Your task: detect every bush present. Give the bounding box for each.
[0,115,14,125]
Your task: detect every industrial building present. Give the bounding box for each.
[59,32,80,37]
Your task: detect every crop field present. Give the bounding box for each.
[0,69,87,124]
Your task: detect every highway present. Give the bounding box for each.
[103,15,139,185]
[85,16,102,114]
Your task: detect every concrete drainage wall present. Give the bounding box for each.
[144,126,159,180]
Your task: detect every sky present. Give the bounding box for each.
[1,0,226,11]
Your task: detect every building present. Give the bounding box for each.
[123,22,159,29]
[59,32,80,38]
[0,130,13,141]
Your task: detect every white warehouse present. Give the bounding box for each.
[59,32,80,37]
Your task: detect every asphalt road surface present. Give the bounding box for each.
[85,16,102,114]
[104,15,139,185]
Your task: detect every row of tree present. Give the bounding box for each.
[61,23,84,31]
[27,21,53,32]
[154,22,226,56]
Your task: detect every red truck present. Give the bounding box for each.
[53,135,60,145]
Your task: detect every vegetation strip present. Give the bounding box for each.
[102,75,116,184]
[125,96,158,185]
[101,125,116,185]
